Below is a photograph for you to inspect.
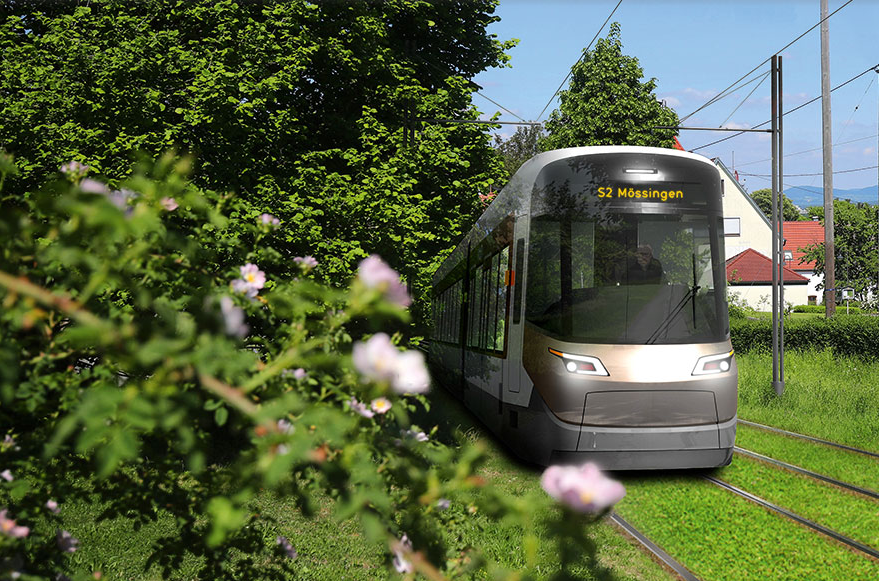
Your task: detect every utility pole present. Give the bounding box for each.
[771,55,785,396]
[821,0,836,317]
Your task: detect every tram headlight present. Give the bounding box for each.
[692,351,734,376]
[548,348,609,376]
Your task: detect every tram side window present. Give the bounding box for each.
[467,247,511,354]
[433,278,464,345]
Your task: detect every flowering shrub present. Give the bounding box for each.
[0,153,620,580]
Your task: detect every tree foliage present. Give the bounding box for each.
[493,124,544,179]
[749,188,803,222]
[540,22,679,150]
[802,199,879,302]
[0,0,515,327]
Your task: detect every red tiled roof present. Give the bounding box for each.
[726,248,809,285]
[783,221,824,271]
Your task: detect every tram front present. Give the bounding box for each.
[522,148,737,470]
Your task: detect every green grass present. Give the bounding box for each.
[615,474,879,581]
[737,349,879,452]
[717,454,879,549]
[735,423,879,492]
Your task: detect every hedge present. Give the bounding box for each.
[793,305,863,314]
[731,316,879,360]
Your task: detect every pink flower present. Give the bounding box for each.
[60,160,89,179]
[392,534,413,573]
[357,255,411,307]
[436,498,450,511]
[161,197,179,211]
[352,334,431,394]
[0,469,12,482]
[276,535,298,559]
[348,397,374,418]
[46,500,60,515]
[57,529,79,553]
[0,509,29,538]
[292,368,307,380]
[260,213,280,227]
[540,463,625,513]
[231,264,266,298]
[220,296,248,338]
[392,351,430,394]
[80,178,110,195]
[370,397,392,415]
[293,256,318,270]
[240,263,265,289]
[352,333,400,384]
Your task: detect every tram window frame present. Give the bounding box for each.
[513,238,525,324]
[466,246,512,356]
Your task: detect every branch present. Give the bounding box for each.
[0,270,124,341]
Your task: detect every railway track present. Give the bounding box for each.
[609,512,703,581]
[703,475,879,560]
[733,445,879,500]
[737,419,879,459]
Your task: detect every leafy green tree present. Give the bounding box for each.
[802,199,878,301]
[493,123,544,178]
[540,22,679,150]
[0,0,514,327]
[749,188,803,221]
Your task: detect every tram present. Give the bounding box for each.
[428,146,737,469]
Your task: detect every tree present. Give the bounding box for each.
[749,188,803,221]
[493,123,544,178]
[540,22,678,150]
[802,199,878,302]
[0,0,515,327]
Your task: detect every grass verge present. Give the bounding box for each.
[615,474,879,581]
[737,349,879,452]
[718,453,879,549]
[735,423,879,492]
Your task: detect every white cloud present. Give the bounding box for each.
[721,122,751,130]
[683,87,719,100]
[660,96,681,108]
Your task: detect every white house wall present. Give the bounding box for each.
[729,284,810,311]
[716,160,772,260]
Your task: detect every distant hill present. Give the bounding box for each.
[784,185,879,210]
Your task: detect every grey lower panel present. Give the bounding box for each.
[498,387,736,469]
[550,448,733,471]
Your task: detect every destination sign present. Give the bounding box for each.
[596,186,684,202]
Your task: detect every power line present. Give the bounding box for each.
[742,172,874,197]
[718,71,771,129]
[740,165,879,178]
[735,135,877,168]
[679,0,854,125]
[535,0,623,122]
[690,63,879,152]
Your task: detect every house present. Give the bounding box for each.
[782,220,825,306]
[714,158,819,309]
[725,248,810,308]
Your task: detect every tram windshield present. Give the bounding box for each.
[526,175,728,345]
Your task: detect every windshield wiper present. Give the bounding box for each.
[645,285,700,344]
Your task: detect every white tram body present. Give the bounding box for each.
[429,146,737,469]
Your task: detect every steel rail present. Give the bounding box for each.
[609,513,703,581]
[704,476,879,560]
[734,446,879,500]
[738,419,879,459]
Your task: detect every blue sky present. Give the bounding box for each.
[473,0,879,193]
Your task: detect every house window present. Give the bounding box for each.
[724,217,741,236]
[808,295,817,306]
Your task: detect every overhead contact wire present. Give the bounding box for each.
[679,0,854,124]
[535,0,623,122]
